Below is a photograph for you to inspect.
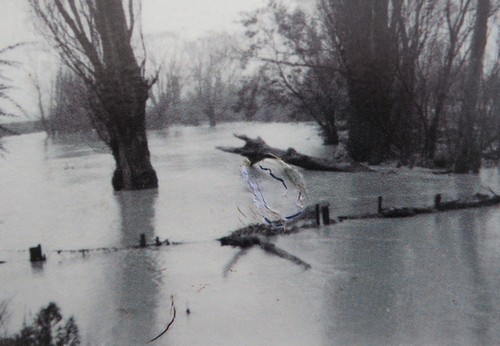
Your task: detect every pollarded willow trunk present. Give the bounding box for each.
[110,127,158,191]
[98,73,158,191]
[107,107,158,191]
[30,0,159,191]
[94,0,158,190]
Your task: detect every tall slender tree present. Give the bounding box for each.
[453,0,490,172]
[29,0,158,190]
[187,34,239,127]
[330,0,396,163]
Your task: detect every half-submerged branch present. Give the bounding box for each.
[216,134,371,172]
[219,223,311,270]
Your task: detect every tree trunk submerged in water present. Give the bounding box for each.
[29,0,159,191]
[453,0,490,173]
[94,0,158,190]
[110,123,158,191]
[99,72,158,191]
[337,0,395,163]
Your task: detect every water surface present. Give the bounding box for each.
[0,122,499,345]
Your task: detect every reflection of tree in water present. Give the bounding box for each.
[322,225,404,345]
[329,232,401,344]
[458,213,495,346]
[320,211,500,345]
[116,190,158,246]
[108,190,161,344]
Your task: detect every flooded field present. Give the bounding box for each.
[1,122,499,345]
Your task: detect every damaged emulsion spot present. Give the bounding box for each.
[220,156,312,272]
[240,155,307,226]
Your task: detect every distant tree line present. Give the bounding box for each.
[45,31,298,134]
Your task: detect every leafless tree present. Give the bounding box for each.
[453,0,491,172]
[47,66,94,134]
[240,0,499,169]
[29,0,158,190]
[187,34,239,127]
[0,43,27,134]
[241,2,344,144]
[148,55,184,128]
[324,0,398,163]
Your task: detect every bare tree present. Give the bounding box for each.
[478,51,500,161]
[28,68,52,134]
[241,2,344,144]
[389,0,438,163]
[238,0,498,169]
[187,34,239,127]
[29,0,158,190]
[0,43,27,135]
[423,0,475,160]
[148,55,184,128]
[325,0,398,163]
[48,66,94,134]
[453,0,491,172]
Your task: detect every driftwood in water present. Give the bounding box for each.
[216,134,371,172]
[219,203,334,270]
[219,223,311,270]
[219,192,499,270]
[438,193,500,210]
[338,192,500,221]
[219,223,300,248]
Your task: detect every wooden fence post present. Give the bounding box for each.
[315,204,320,226]
[378,196,383,214]
[29,244,46,262]
[321,205,330,225]
[435,194,442,210]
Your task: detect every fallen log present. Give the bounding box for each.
[216,134,372,172]
[338,192,500,221]
[381,207,433,218]
[438,193,500,211]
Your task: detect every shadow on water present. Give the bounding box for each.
[104,189,162,345]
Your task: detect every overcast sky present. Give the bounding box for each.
[0,0,270,47]
[0,0,271,119]
[141,0,268,38]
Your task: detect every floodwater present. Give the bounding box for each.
[0,122,499,345]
